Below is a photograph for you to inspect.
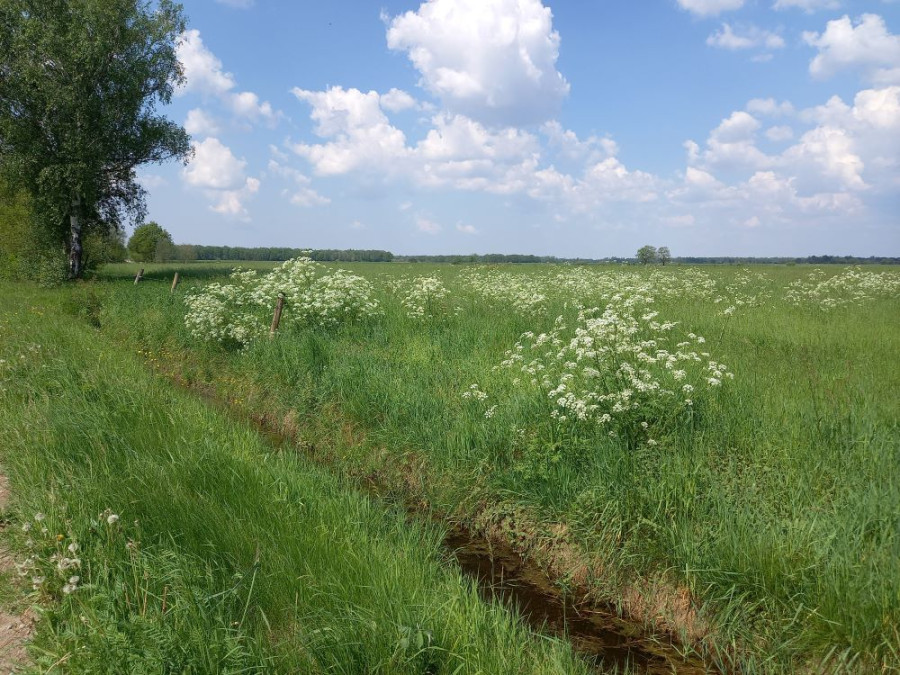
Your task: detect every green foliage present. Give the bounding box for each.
[127,222,173,262]
[84,228,128,267]
[0,0,191,278]
[93,261,900,672]
[1,179,125,281]
[184,245,396,262]
[0,284,588,673]
[658,246,672,265]
[0,180,33,280]
[636,245,658,264]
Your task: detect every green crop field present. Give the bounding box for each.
[2,260,898,673]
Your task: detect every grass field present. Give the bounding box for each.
[0,282,590,673]
[2,261,898,672]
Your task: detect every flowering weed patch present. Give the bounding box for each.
[184,257,380,346]
[389,275,452,319]
[784,267,900,310]
[497,304,730,446]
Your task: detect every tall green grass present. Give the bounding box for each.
[95,262,900,672]
[0,283,590,673]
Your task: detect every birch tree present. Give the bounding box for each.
[0,0,190,279]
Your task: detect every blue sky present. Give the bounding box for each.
[139,0,900,257]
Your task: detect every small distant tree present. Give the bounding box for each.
[636,245,657,265]
[658,246,672,265]
[128,222,172,262]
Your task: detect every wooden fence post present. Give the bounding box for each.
[170,272,180,295]
[133,268,144,285]
[269,294,285,337]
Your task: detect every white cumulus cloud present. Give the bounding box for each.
[380,88,419,112]
[803,14,900,84]
[416,217,442,234]
[182,138,259,218]
[774,0,840,12]
[677,0,744,17]
[681,84,900,226]
[230,91,277,125]
[290,86,409,176]
[267,160,330,207]
[707,23,785,50]
[765,125,795,141]
[176,29,235,96]
[211,178,260,218]
[746,98,795,116]
[696,111,774,170]
[183,137,247,190]
[385,0,570,125]
[184,108,220,137]
[176,30,279,125]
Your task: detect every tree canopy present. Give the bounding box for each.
[0,0,191,279]
[128,221,172,262]
[636,245,658,265]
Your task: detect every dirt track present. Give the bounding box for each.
[0,473,31,674]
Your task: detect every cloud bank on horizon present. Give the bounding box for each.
[146,0,900,257]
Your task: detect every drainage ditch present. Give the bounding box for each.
[186,380,716,673]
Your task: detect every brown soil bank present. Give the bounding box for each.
[445,527,711,673]
[0,473,33,674]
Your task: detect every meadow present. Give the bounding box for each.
[2,261,898,672]
[0,281,592,673]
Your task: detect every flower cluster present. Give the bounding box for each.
[15,509,126,600]
[183,270,265,345]
[461,383,488,401]
[460,270,548,314]
[496,302,732,443]
[784,268,900,310]
[391,276,451,319]
[185,257,381,346]
[16,512,84,596]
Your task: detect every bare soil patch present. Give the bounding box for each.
[0,473,32,674]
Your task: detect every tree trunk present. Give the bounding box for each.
[67,195,83,280]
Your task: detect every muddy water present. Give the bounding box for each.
[444,528,712,674]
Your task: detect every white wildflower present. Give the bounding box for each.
[62,575,80,594]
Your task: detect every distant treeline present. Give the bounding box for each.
[673,256,900,265]
[170,245,394,262]
[395,254,900,265]
[160,246,899,265]
[394,253,601,264]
